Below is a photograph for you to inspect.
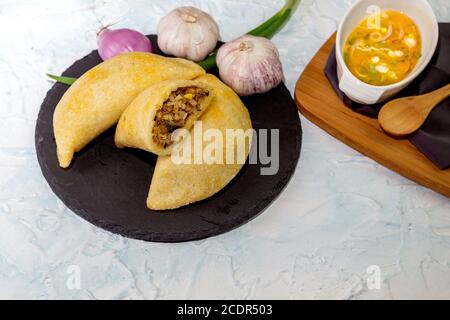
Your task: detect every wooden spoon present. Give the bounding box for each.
[378,83,450,137]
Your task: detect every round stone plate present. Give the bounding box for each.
[35,36,302,242]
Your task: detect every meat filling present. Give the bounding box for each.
[153,86,209,148]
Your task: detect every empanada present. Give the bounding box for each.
[115,80,213,156]
[147,74,253,210]
[53,52,205,168]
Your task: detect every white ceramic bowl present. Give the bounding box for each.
[336,0,439,104]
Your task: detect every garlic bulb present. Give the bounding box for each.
[216,35,284,96]
[157,6,220,61]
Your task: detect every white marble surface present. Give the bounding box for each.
[0,0,449,300]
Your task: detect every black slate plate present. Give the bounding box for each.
[35,36,302,242]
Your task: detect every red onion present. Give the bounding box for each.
[97,27,154,61]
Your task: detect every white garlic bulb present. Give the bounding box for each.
[157,6,220,61]
[216,35,284,96]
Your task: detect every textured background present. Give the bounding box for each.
[0,0,449,299]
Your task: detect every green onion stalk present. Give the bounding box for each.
[198,0,300,70]
[47,0,300,85]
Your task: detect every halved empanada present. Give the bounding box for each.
[115,80,213,156]
[53,52,205,168]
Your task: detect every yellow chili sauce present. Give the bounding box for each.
[343,10,422,86]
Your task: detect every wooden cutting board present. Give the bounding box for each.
[295,33,450,198]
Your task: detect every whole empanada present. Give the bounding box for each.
[53,52,205,168]
[147,74,253,210]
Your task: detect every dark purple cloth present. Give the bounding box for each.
[324,23,450,170]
